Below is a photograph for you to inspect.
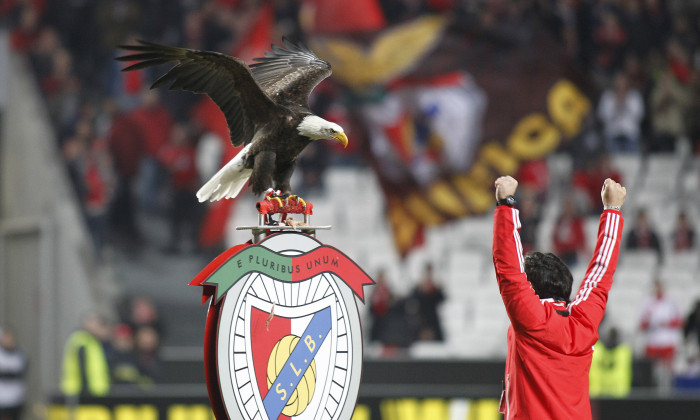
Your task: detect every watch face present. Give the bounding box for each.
[207,233,367,420]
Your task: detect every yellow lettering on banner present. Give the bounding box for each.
[405,193,443,225]
[47,406,69,420]
[395,398,420,420]
[380,398,450,420]
[468,399,501,420]
[304,335,316,352]
[479,142,519,176]
[351,404,371,420]
[547,80,591,137]
[76,405,112,420]
[420,398,449,420]
[506,113,560,160]
[167,404,213,420]
[428,181,467,216]
[379,399,393,420]
[453,175,493,213]
[114,405,158,420]
[388,198,420,253]
[465,161,492,186]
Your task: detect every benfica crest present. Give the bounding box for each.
[191,231,374,420]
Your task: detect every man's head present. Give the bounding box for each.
[524,252,573,303]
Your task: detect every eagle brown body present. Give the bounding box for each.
[243,111,310,194]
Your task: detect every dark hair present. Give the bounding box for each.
[524,252,574,303]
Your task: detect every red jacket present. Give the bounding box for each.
[492,206,623,420]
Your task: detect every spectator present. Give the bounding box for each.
[369,269,394,343]
[686,70,700,155]
[60,313,112,397]
[130,90,174,213]
[566,112,606,172]
[42,47,81,134]
[683,299,700,355]
[107,109,145,247]
[551,196,587,267]
[515,158,548,202]
[27,27,60,84]
[592,10,627,80]
[573,153,623,214]
[670,210,696,251]
[666,37,692,85]
[517,189,541,254]
[127,296,163,338]
[408,262,445,341]
[683,300,700,379]
[134,326,162,384]
[649,68,689,153]
[641,0,672,54]
[589,327,633,398]
[597,72,645,153]
[158,123,201,254]
[64,118,114,258]
[108,324,143,387]
[639,279,683,390]
[626,208,663,261]
[620,1,651,59]
[0,327,28,420]
[9,3,40,53]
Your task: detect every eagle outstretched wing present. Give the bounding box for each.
[116,41,277,147]
[250,38,332,109]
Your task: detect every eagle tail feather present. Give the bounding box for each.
[196,145,253,202]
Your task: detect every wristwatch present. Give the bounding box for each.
[496,195,516,207]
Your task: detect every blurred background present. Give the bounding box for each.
[1,0,700,419]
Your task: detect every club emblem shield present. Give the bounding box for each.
[192,232,373,420]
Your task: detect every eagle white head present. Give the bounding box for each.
[297,115,348,147]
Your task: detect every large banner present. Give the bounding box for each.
[310,16,592,256]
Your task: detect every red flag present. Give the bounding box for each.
[303,0,385,34]
[232,2,274,62]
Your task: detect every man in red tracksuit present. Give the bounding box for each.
[492,176,626,420]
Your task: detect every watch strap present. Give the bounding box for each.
[496,195,516,207]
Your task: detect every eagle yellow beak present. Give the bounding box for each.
[332,132,349,148]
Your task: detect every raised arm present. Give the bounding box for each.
[569,179,626,328]
[492,176,548,331]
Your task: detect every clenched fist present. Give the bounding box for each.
[495,176,518,200]
[601,178,626,208]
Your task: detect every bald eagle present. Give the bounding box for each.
[117,39,348,202]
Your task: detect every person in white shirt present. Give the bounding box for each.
[639,279,683,390]
[0,327,28,420]
[597,72,645,153]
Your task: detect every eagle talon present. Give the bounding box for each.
[288,195,307,208]
[267,196,284,207]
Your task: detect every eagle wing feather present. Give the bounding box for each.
[117,41,277,147]
[249,37,332,109]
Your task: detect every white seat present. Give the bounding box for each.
[612,154,642,189]
[663,251,699,271]
[611,266,654,289]
[618,249,660,271]
[640,154,683,197]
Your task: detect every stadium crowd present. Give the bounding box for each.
[2,0,700,393]
[2,0,700,252]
